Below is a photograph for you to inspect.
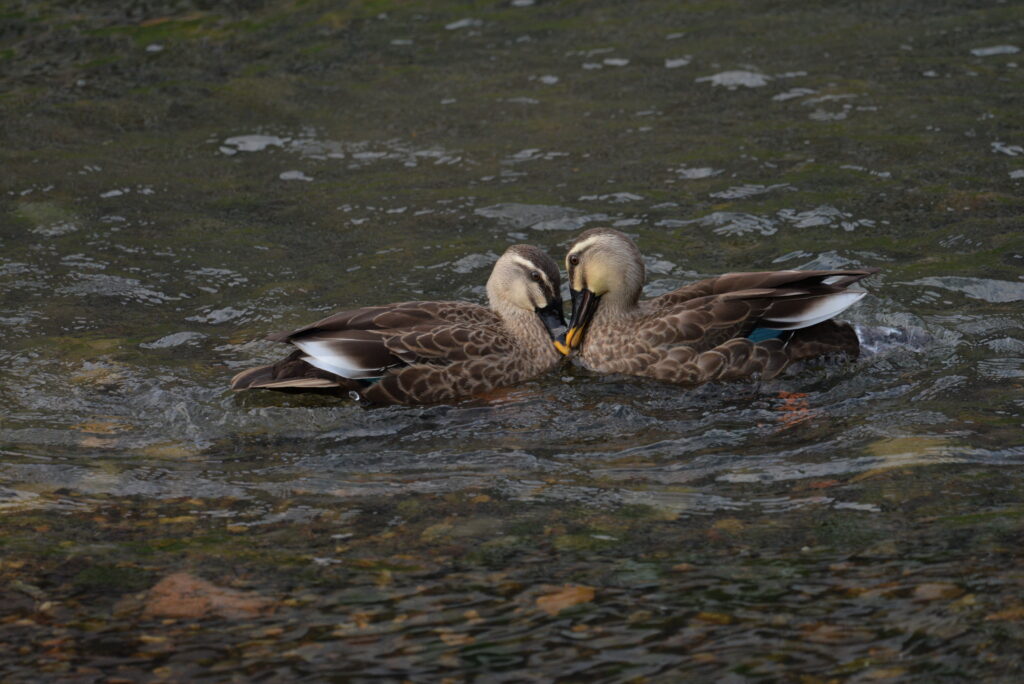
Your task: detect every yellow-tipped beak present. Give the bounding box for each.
[555,288,600,357]
[565,326,584,349]
[553,326,583,356]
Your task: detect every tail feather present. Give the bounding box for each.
[230,364,277,390]
[245,377,344,389]
[787,320,861,361]
[230,350,359,392]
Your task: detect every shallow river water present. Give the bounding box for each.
[2,1,1024,681]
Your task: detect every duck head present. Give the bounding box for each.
[555,228,645,355]
[487,244,567,341]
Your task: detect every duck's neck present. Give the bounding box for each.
[593,288,640,325]
[491,300,557,357]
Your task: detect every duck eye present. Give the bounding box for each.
[530,271,541,282]
[568,254,580,266]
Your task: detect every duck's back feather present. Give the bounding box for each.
[582,269,875,384]
[266,301,497,341]
[231,301,544,404]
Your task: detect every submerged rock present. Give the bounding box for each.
[143,572,275,619]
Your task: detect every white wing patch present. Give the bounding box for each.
[294,339,387,380]
[767,291,866,329]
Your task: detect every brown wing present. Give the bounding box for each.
[638,268,878,351]
[265,301,497,342]
[361,323,522,404]
[386,324,515,362]
[601,269,875,385]
[655,269,878,307]
[230,300,523,404]
[710,269,878,292]
[258,301,504,378]
[635,293,774,352]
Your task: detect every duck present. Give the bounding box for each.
[230,244,567,405]
[553,228,877,385]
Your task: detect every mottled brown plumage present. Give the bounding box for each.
[557,228,877,386]
[230,245,566,405]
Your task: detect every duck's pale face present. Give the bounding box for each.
[498,257,555,312]
[569,252,614,296]
[487,248,567,342]
[556,231,644,355]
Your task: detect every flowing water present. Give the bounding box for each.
[2,0,1024,680]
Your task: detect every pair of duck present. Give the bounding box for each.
[231,228,876,405]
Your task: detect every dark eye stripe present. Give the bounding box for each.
[519,263,554,297]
